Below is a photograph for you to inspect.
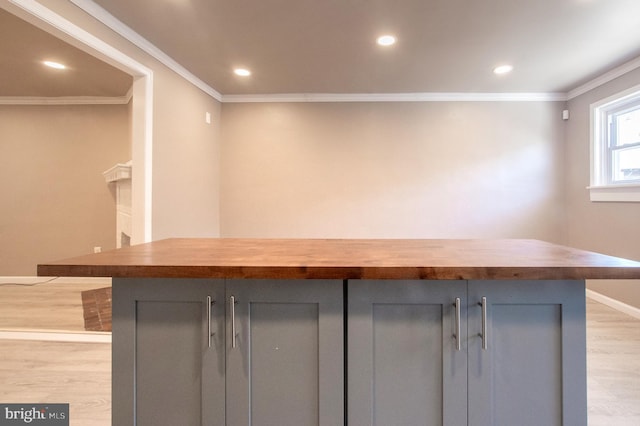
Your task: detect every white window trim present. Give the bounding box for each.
[589,83,640,202]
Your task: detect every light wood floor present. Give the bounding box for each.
[0,279,112,425]
[0,340,110,426]
[0,284,638,425]
[587,298,640,425]
[0,278,111,331]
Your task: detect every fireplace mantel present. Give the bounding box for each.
[103,161,132,248]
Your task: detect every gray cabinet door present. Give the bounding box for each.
[348,280,468,426]
[225,279,344,426]
[467,280,587,426]
[112,278,226,426]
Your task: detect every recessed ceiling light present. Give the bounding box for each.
[234,68,251,77]
[493,64,513,75]
[377,35,396,46]
[43,60,66,70]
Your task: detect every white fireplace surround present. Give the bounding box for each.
[103,162,132,248]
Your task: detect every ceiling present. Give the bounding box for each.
[89,0,640,95]
[0,8,131,98]
[2,0,640,98]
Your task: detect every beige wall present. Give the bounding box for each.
[565,67,640,307]
[0,104,129,275]
[5,2,639,310]
[0,2,222,274]
[151,74,221,240]
[8,0,223,241]
[221,101,566,241]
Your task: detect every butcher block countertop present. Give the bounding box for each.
[37,238,640,281]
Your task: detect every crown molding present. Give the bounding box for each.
[222,92,568,103]
[69,0,223,102]
[567,55,640,100]
[0,95,132,105]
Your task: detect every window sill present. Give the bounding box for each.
[588,184,640,202]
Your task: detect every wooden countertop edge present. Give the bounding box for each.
[36,264,640,281]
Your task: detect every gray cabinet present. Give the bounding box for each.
[226,279,344,426]
[348,280,586,426]
[112,278,343,426]
[467,280,586,426]
[348,280,468,426]
[112,278,226,426]
[113,278,585,426]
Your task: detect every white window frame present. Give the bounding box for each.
[589,84,640,202]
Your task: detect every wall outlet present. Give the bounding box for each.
[94,246,102,253]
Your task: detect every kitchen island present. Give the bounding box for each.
[38,238,640,426]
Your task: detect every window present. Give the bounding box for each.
[590,85,640,202]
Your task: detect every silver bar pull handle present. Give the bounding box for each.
[480,296,488,350]
[454,297,461,351]
[230,295,237,349]
[207,296,212,348]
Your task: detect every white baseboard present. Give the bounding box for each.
[0,329,111,343]
[0,276,111,285]
[586,289,640,320]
